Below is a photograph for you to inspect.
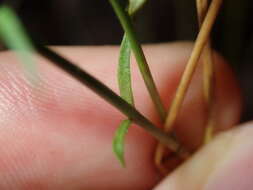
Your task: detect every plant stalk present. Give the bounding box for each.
[164,0,222,133]
[196,0,216,144]
[109,0,166,120]
[155,0,223,172]
[35,44,188,154]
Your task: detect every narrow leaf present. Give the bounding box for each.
[114,34,134,166]
[118,34,134,105]
[109,0,166,120]
[113,0,148,167]
[0,5,36,80]
[113,119,131,167]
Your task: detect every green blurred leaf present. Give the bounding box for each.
[0,5,36,79]
[113,119,131,167]
[128,0,147,15]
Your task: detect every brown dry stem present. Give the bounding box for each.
[155,0,224,174]
[196,0,216,144]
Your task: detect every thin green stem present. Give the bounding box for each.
[109,0,166,120]
[35,44,181,151]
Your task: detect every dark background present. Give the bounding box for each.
[6,0,253,121]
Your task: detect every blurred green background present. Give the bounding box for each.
[6,0,253,121]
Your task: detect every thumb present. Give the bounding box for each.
[154,123,253,190]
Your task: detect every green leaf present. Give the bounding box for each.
[118,34,134,105]
[128,0,147,15]
[109,0,166,120]
[113,0,148,167]
[114,34,134,167]
[113,119,131,167]
[0,5,36,80]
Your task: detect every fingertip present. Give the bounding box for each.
[154,123,253,190]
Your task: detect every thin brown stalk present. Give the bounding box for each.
[155,0,223,172]
[196,0,216,144]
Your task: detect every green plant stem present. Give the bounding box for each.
[109,0,166,120]
[35,44,182,151]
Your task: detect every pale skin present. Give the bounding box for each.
[0,42,246,189]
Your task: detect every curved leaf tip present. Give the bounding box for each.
[113,119,131,167]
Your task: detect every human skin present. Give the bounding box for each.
[0,42,244,189]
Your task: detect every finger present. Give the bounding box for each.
[0,42,241,189]
[154,123,253,190]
